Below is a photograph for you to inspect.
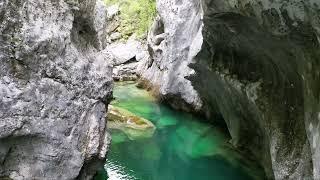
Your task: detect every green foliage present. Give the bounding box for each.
[104,0,118,6]
[104,0,157,39]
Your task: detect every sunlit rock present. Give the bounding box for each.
[107,105,156,140]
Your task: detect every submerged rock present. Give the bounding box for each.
[107,105,156,140]
[0,0,112,179]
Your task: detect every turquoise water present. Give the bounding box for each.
[96,82,262,180]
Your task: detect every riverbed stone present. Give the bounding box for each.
[107,105,156,140]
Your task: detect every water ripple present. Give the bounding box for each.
[106,159,138,180]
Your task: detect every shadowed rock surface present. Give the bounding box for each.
[0,0,112,179]
[141,0,320,179]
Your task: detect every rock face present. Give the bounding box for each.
[104,38,149,81]
[142,0,320,179]
[138,0,203,112]
[0,0,112,179]
[103,1,150,82]
[105,5,121,43]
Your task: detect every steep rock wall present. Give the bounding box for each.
[142,0,320,179]
[138,0,203,112]
[0,0,112,179]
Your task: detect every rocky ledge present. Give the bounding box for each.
[0,0,112,179]
[104,38,149,82]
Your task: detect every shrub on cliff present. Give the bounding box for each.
[104,0,156,39]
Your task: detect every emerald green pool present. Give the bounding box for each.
[96,82,263,180]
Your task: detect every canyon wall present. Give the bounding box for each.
[0,0,112,179]
[141,0,320,179]
[138,0,203,112]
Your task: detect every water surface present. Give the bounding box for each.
[96,82,262,180]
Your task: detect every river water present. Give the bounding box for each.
[95,82,263,180]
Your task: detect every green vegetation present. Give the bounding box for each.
[104,0,157,39]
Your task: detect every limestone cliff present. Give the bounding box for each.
[138,0,203,112]
[0,0,112,179]
[141,0,320,179]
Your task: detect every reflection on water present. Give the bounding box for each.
[95,82,263,180]
[106,160,138,180]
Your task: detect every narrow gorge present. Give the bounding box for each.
[0,0,319,180]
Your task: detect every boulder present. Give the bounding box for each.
[107,105,156,140]
[104,38,149,81]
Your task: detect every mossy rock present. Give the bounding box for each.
[107,105,156,140]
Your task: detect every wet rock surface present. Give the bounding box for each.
[0,0,112,179]
[107,105,156,140]
[141,0,320,179]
